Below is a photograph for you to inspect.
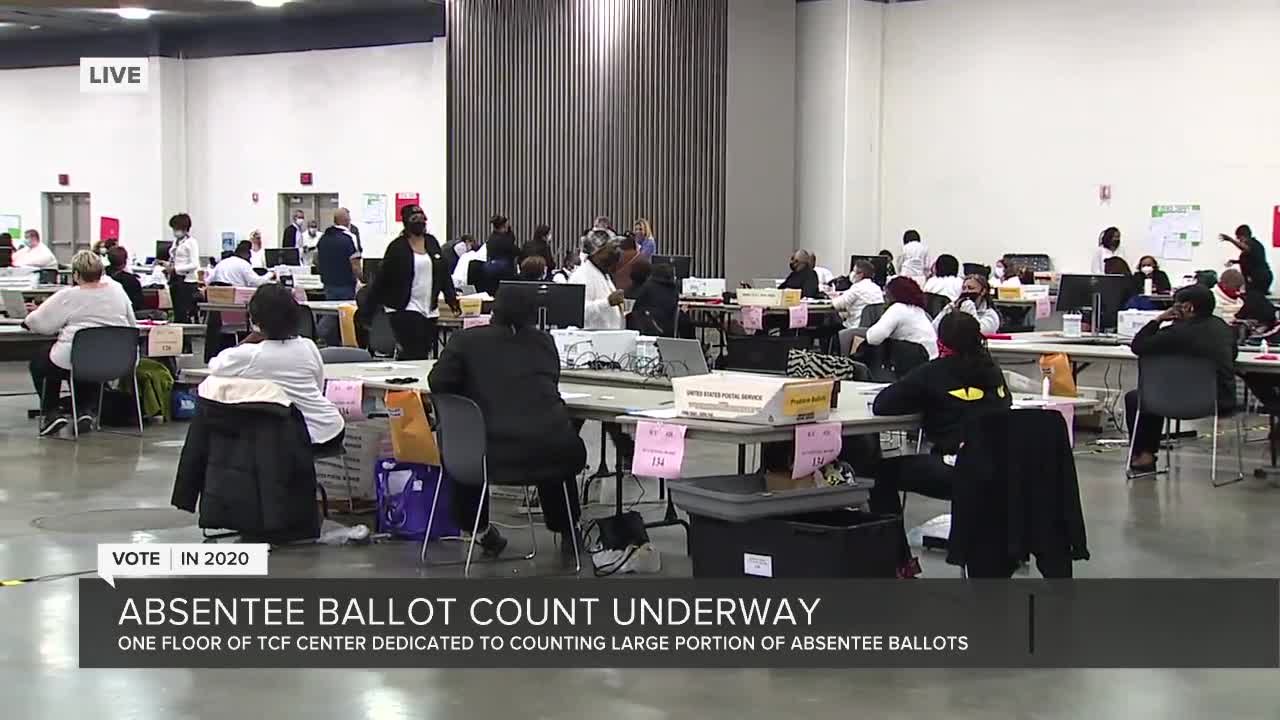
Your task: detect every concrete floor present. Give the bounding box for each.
[2,360,1280,717]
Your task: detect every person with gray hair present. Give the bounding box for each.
[22,250,137,436]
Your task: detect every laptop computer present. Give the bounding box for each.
[656,338,710,378]
[2,290,28,319]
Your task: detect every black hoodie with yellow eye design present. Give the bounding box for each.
[872,355,1012,455]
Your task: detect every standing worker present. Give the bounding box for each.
[164,213,201,323]
[369,204,459,359]
[316,208,362,344]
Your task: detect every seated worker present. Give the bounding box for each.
[428,286,588,564]
[24,251,138,436]
[628,262,682,337]
[1135,255,1172,294]
[933,274,1001,335]
[105,246,144,311]
[13,229,59,270]
[923,254,964,301]
[865,276,939,361]
[832,259,885,329]
[778,249,823,299]
[207,284,345,453]
[517,255,548,282]
[552,248,579,284]
[1126,285,1236,475]
[208,241,272,288]
[871,312,1012,576]
[451,240,488,290]
[1212,269,1245,322]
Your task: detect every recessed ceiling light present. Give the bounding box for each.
[116,7,155,20]
[252,0,293,7]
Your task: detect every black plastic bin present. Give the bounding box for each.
[689,509,900,578]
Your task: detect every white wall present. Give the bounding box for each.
[879,0,1280,278]
[185,42,448,258]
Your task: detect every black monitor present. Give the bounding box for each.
[651,254,692,280]
[363,258,383,285]
[0,247,11,268]
[850,254,890,286]
[1056,274,1135,332]
[265,248,301,267]
[155,240,173,263]
[497,280,586,329]
[963,262,991,279]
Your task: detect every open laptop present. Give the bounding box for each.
[2,290,28,319]
[656,338,710,378]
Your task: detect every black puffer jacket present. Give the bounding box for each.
[173,381,320,542]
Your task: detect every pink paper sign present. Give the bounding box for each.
[1046,402,1074,447]
[233,286,257,306]
[792,421,843,479]
[325,380,366,422]
[632,421,687,480]
[1035,297,1052,320]
[789,304,809,329]
[463,315,491,329]
[740,306,763,332]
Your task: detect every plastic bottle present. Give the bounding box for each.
[1062,312,1083,337]
[1042,375,1051,399]
[1143,278,1153,296]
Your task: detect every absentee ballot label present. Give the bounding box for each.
[97,544,269,587]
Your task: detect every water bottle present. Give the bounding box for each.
[1042,374,1051,400]
[1062,312,1083,337]
[1143,278,1153,296]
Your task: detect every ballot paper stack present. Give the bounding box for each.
[315,419,392,501]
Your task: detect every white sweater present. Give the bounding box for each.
[934,300,1002,336]
[898,241,931,281]
[13,243,59,270]
[831,278,884,329]
[208,337,345,444]
[923,275,964,301]
[23,283,138,369]
[865,303,939,359]
[568,260,624,330]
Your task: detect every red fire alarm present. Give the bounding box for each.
[252,192,260,203]
[57,174,69,186]
[300,172,313,186]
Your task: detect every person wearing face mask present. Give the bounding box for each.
[832,260,885,329]
[778,249,822,299]
[933,274,1001,335]
[247,230,267,269]
[370,205,460,360]
[1093,227,1121,274]
[1133,256,1171,295]
[300,221,321,266]
[13,229,59,270]
[569,230,626,329]
[164,213,200,323]
[282,211,305,249]
[1212,269,1246,322]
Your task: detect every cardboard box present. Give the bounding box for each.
[682,277,727,298]
[765,470,821,493]
[672,374,835,425]
[997,286,1023,300]
[780,289,802,307]
[737,288,782,307]
[206,286,236,304]
[315,419,393,500]
[1118,309,1163,338]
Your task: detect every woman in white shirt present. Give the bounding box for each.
[208,284,345,451]
[898,229,931,282]
[923,254,964,301]
[1091,227,1121,274]
[832,259,885,328]
[933,274,1002,335]
[165,213,201,323]
[864,276,939,360]
[248,230,267,268]
[24,251,137,436]
[568,230,626,329]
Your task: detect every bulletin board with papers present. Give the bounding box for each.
[1147,204,1202,261]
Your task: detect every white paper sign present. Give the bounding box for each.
[743,553,774,578]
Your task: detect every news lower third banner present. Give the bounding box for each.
[77,579,1278,669]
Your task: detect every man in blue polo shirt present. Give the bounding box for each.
[316,207,362,344]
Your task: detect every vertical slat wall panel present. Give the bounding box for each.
[448,0,728,276]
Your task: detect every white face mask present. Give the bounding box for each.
[1141,265,1154,275]
[994,265,1005,279]
[173,230,187,240]
[295,218,305,228]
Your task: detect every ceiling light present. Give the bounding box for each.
[116,7,155,20]
[29,25,42,30]
[251,0,293,7]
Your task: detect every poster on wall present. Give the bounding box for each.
[221,232,237,252]
[362,194,388,237]
[1147,204,1201,261]
[99,216,120,242]
[0,214,19,241]
[394,193,420,225]
[1272,206,1280,249]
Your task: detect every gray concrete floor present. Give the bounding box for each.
[2,360,1280,717]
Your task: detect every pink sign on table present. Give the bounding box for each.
[740,306,763,332]
[1046,402,1075,447]
[233,287,257,306]
[292,287,309,305]
[325,380,366,421]
[632,421,687,480]
[1035,297,1052,320]
[789,304,809,329]
[463,315,491,329]
[792,421,843,479]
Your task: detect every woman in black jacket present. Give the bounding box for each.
[428,285,588,565]
[520,224,556,276]
[870,311,1012,576]
[369,204,460,359]
[629,261,681,337]
[1134,255,1172,294]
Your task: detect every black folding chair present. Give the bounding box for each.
[924,293,951,319]
[68,326,143,438]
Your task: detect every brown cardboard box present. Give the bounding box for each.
[765,470,821,493]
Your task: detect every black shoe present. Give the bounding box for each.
[77,415,95,434]
[39,415,68,437]
[476,526,508,558]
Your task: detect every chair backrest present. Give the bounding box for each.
[1138,354,1218,420]
[924,293,951,318]
[319,347,372,364]
[70,326,140,383]
[858,302,885,328]
[838,327,859,356]
[429,394,487,488]
[368,311,398,357]
[296,306,316,340]
[887,339,930,378]
[724,335,811,373]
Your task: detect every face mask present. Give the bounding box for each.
[295,219,305,228]
[173,230,187,240]
[407,220,427,235]
[993,265,1005,279]
[1141,265,1154,275]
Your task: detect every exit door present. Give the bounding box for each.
[44,192,91,264]
[279,193,340,244]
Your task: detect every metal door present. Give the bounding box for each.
[279,193,341,242]
[44,192,90,264]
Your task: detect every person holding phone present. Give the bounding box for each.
[932,274,1001,335]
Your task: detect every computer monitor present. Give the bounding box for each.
[497,281,586,329]
[850,254,890,286]
[0,247,12,268]
[651,254,692,280]
[1056,274,1135,332]
[155,240,173,263]
[963,262,991,279]
[363,258,383,285]
[265,248,301,267]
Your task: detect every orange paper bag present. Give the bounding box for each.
[338,304,359,348]
[1038,353,1078,397]
[384,390,441,465]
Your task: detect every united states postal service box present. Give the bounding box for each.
[672,374,834,426]
[737,288,782,307]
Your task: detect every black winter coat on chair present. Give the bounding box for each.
[172,377,321,543]
[949,409,1089,577]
